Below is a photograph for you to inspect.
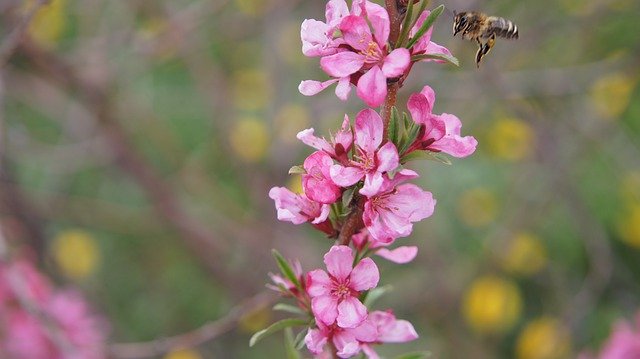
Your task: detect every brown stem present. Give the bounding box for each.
[385,0,402,45]
[380,82,400,141]
[337,194,365,246]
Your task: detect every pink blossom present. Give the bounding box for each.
[352,230,418,264]
[268,187,331,225]
[305,319,377,358]
[598,313,640,359]
[362,169,435,243]
[361,310,419,359]
[407,85,477,158]
[307,246,379,328]
[300,2,410,107]
[409,11,454,63]
[301,0,349,57]
[297,115,353,162]
[330,109,399,197]
[303,151,342,204]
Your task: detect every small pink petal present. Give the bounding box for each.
[356,66,386,107]
[330,164,364,187]
[378,319,419,343]
[324,245,354,281]
[337,296,368,328]
[351,319,378,343]
[375,142,399,173]
[299,79,339,96]
[339,15,372,51]
[376,246,418,264]
[320,51,364,78]
[362,1,390,47]
[381,48,410,78]
[355,108,383,152]
[407,86,436,124]
[311,204,331,224]
[312,295,339,326]
[335,77,352,101]
[325,0,350,26]
[360,171,384,197]
[307,269,332,297]
[304,328,328,355]
[349,257,379,291]
[297,128,333,153]
[429,113,477,158]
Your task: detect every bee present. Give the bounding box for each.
[452,11,519,67]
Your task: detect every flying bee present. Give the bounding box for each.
[452,11,519,67]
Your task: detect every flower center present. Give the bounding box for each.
[361,41,383,65]
[331,279,354,300]
[352,147,376,171]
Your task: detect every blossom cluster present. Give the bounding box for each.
[0,259,107,359]
[258,0,477,357]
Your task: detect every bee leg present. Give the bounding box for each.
[475,40,485,68]
[476,34,496,68]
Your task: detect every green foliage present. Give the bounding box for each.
[250,318,309,347]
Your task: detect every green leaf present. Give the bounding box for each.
[342,186,357,209]
[411,53,460,66]
[284,328,302,359]
[249,318,309,347]
[406,4,445,49]
[399,122,421,155]
[388,106,400,145]
[294,328,308,350]
[288,165,306,175]
[273,303,305,315]
[393,352,432,359]
[272,250,301,290]
[395,0,415,48]
[401,150,452,165]
[363,285,393,307]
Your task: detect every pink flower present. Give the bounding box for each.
[598,313,640,359]
[330,109,399,197]
[303,151,342,204]
[300,2,410,107]
[361,310,419,359]
[409,11,454,63]
[268,187,331,225]
[407,85,477,158]
[301,0,349,57]
[363,169,435,243]
[305,320,378,358]
[352,230,418,264]
[307,246,379,328]
[297,114,353,162]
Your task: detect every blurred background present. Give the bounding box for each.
[1,0,639,358]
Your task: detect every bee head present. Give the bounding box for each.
[453,12,469,36]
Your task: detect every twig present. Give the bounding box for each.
[109,291,276,358]
[0,0,49,68]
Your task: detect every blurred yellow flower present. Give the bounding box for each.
[26,0,66,48]
[617,203,640,248]
[462,275,522,335]
[275,104,311,144]
[502,232,548,276]
[590,72,636,120]
[516,317,571,359]
[163,349,203,359]
[238,306,272,333]
[229,117,270,163]
[486,118,535,161]
[51,229,100,281]
[457,188,498,227]
[234,0,273,17]
[287,175,303,194]
[233,69,270,111]
[619,171,640,202]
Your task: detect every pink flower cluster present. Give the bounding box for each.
[263,1,477,358]
[580,313,640,359]
[0,260,107,359]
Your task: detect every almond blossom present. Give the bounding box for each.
[303,151,343,204]
[330,109,399,197]
[363,169,435,243]
[409,11,454,63]
[268,187,330,225]
[301,0,349,57]
[307,246,379,328]
[297,114,353,162]
[361,310,419,359]
[352,229,418,264]
[300,2,410,107]
[305,319,377,358]
[406,85,477,158]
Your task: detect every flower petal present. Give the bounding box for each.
[335,77,352,101]
[307,269,332,297]
[337,296,368,328]
[304,328,328,355]
[355,108,384,151]
[362,1,390,47]
[299,79,339,96]
[312,295,339,326]
[297,128,333,153]
[378,318,418,343]
[360,171,384,197]
[339,15,372,51]
[429,113,478,158]
[330,164,364,187]
[324,245,354,281]
[325,0,350,26]
[381,48,410,78]
[375,141,399,173]
[320,51,365,78]
[376,246,418,264]
[349,257,379,291]
[407,86,435,124]
[356,66,386,107]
